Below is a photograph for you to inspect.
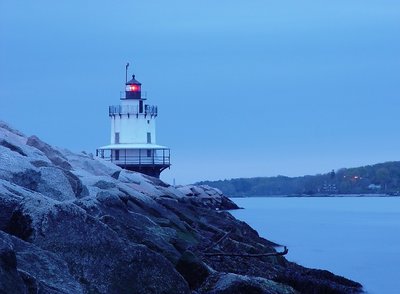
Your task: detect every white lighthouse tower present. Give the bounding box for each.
[97,66,171,178]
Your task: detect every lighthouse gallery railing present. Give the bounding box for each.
[109,105,158,116]
[96,149,170,166]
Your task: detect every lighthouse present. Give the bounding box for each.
[96,66,171,178]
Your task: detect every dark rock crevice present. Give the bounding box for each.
[0,234,28,293]
[0,139,27,157]
[5,209,34,241]
[63,170,88,198]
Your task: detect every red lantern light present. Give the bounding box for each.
[126,85,141,92]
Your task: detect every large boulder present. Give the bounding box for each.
[26,135,72,170]
[198,272,296,294]
[274,264,363,294]
[0,233,26,293]
[4,231,84,293]
[177,185,239,210]
[5,194,189,293]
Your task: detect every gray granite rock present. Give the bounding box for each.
[199,272,296,294]
[26,135,72,170]
[6,231,84,293]
[0,232,26,293]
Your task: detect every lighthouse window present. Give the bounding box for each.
[147,149,151,157]
[147,132,151,143]
[126,85,140,92]
[147,120,150,124]
[115,132,120,144]
[115,150,120,161]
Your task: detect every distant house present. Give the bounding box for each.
[322,182,337,193]
[368,184,381,190]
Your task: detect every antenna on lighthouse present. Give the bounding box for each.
[125,62,130,83]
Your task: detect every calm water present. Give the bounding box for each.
[231,197,400,294]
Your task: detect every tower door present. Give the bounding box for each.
[139,101,143,113]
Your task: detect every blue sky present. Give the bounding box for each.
[1,1,400,184]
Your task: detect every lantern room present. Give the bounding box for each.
[125,75,142,99]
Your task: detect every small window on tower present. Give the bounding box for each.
[147,120,150,124]
[115,150,120,161]
[147,149,151,157]
[147,132,151,143]
[115,133,120,144]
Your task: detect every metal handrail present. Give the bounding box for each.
[101,155,170,165]
[120,91,147,99]
[109,105,158,116]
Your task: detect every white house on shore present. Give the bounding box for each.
[96,67,171,178]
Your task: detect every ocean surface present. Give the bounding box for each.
[230,197,400,294]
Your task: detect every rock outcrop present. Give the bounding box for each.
[0,121,363,294]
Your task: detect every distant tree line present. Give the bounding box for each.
[196,161,400,197]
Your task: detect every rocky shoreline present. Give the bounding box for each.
[0,121,363,293]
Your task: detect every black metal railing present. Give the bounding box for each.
[120,91,147,99]
[108,105,158,116]
[96,149,170,166]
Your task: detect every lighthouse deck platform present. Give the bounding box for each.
[97,154,171,166]
[96,144,170,177]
